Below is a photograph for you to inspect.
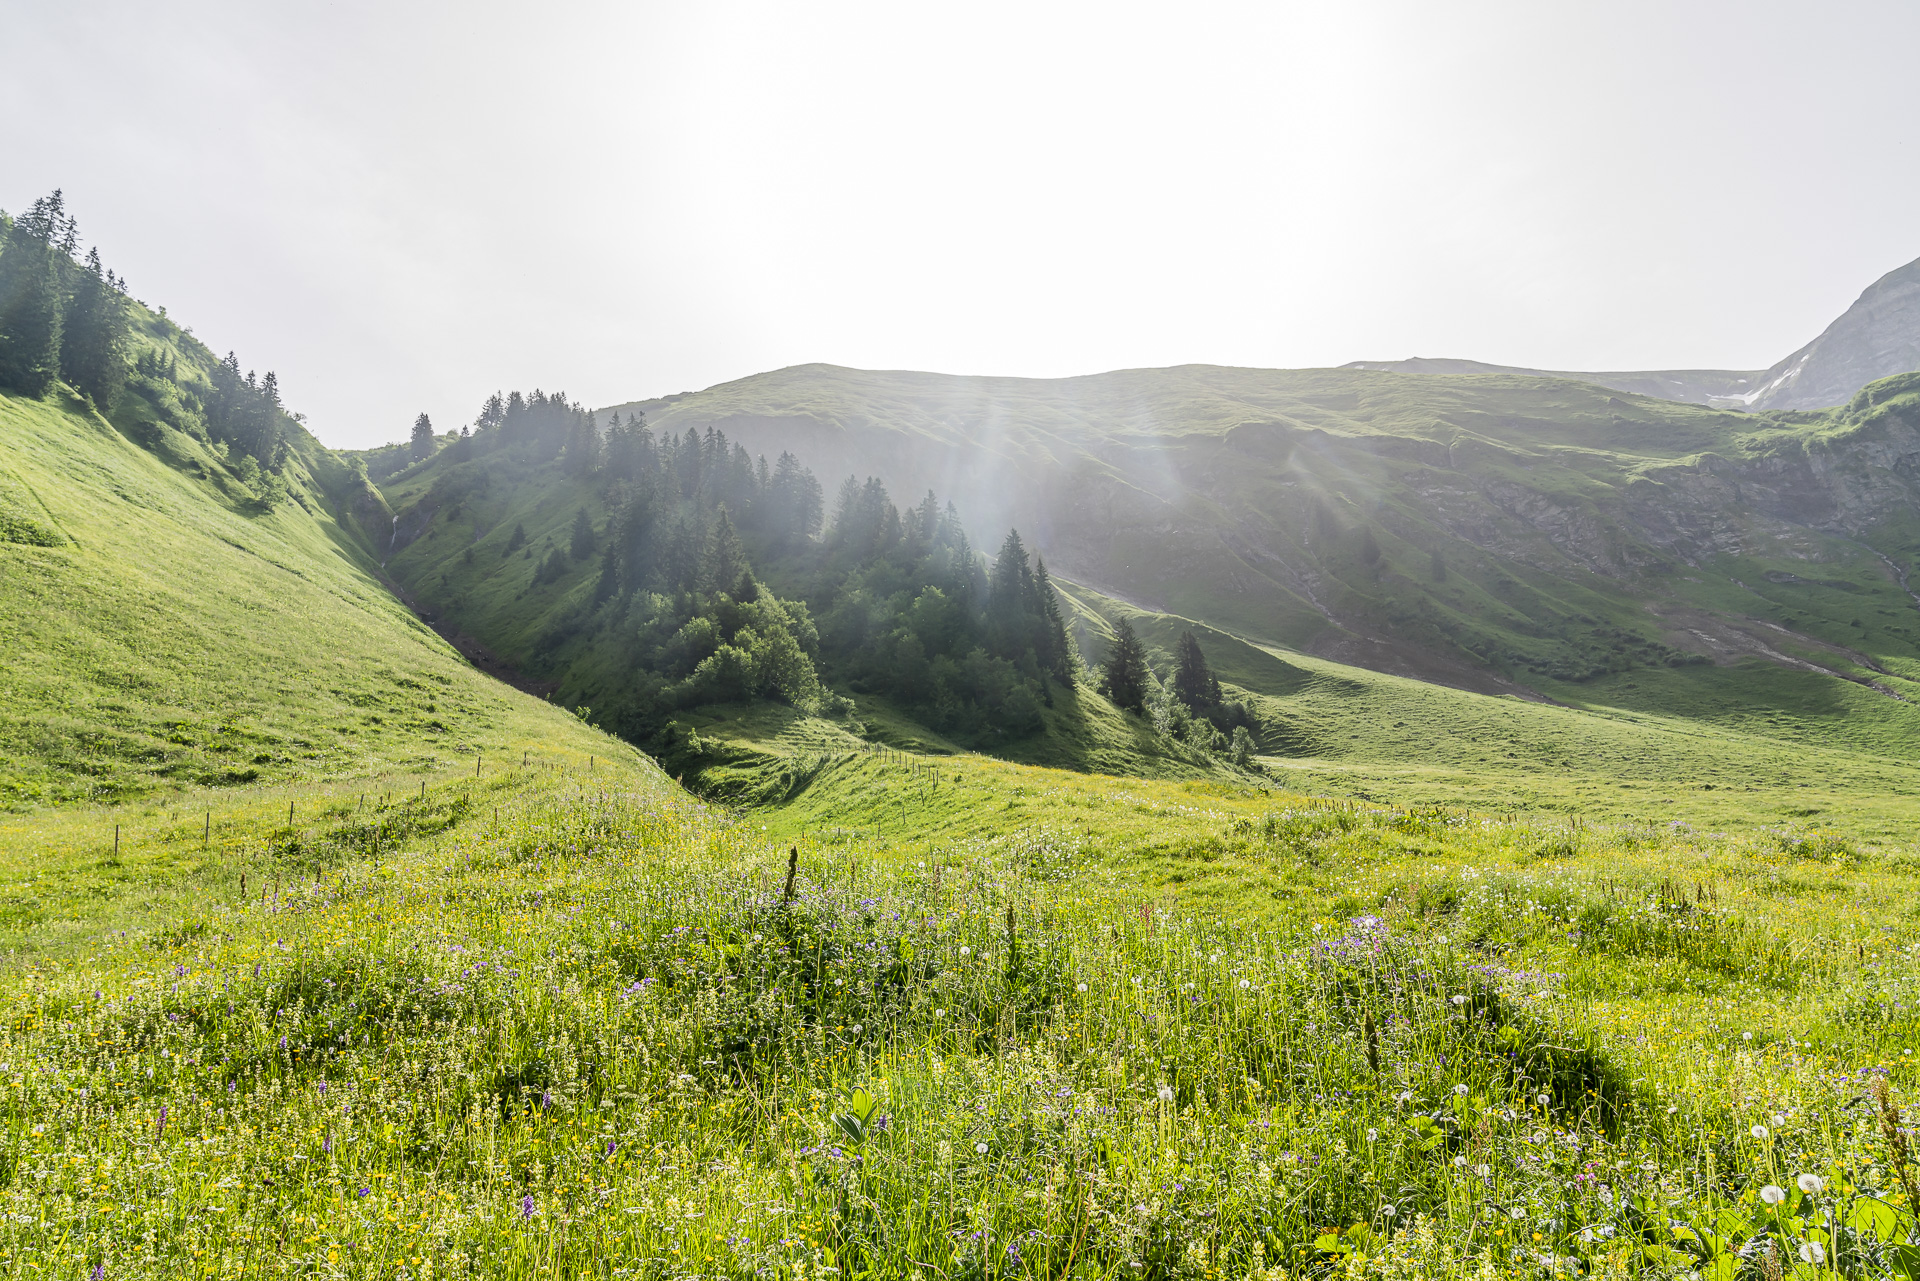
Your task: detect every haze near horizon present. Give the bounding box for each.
[4,0,1918,449]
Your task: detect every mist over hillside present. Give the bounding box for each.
[598,362,1920,731]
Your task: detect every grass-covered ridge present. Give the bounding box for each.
[606,363,1920,754]
[5,744,1916,1278]
[0,388,613,807]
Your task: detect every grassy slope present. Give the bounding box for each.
[367,418,1920,843]
[608,364,1920,756]
[2,716,1914,1275]
[0,389,615,808]
[1052,580,1920,844]
[371,444,1254,783]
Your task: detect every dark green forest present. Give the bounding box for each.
[0,191,293,498]
[407,393,1107,754]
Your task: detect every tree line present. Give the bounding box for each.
[0,191,132,406]
[0,193,293,483]
[413,393,1260,770]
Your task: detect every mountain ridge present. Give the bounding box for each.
[1345,253,1920,412]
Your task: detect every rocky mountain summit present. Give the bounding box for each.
[1348,254,1920,414]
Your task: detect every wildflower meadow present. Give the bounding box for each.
[0,752,1916,1280]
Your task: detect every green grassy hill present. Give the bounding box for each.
[370,377,1920,843]
[604,364,1920,754]
[0,384,617,807]
[6,324,1920,1279]
[5,706,1916,1277]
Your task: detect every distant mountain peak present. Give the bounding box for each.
[1743,254,1920,411]
[1345,253,1920,413]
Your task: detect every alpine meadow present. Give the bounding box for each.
[5,169,1920,1281]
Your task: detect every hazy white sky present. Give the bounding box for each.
[5,0,1918,449]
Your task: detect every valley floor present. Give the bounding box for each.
[1,732,1915,1279]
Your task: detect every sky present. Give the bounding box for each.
[4,0,1918,450]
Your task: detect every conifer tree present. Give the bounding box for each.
[1032,556,1074,684]
[1171,630,1222,713]
[564,409,599,476]
[410,413,435,460]
[1099,616,1151,713]
[0,214,64,396]
[569,508,595,560]
[592,542,620,603]
[988,530,1033,621]
[59,245,130,406]
[703,507,748,593]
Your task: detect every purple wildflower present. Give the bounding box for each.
[521,1193,536,1220]
[157,1105,167,1137]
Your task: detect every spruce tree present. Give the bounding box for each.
[564,409,599,476]
[569,508,595,559]
[703,507,748,594]
[1032,556,1073,683]
[410,413,435,460]
[259,372,287,470]
[0,217,64,396]
[592,542,620,603]
[1171,631,1221,713]
[1099,616,1151,714]
[59,245,129,407]
[988,530,1033,621]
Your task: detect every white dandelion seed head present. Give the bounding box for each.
[1382,1205,1396,1218]
[1454,1156,1467,1168]
[1238,978,1250,989]
[1666,1106,1678,1115]
[1366,1128,1378,1142]
[1751,1125,1769,1140]
[1454,1084,1470,1096]
[1537,1093,1552,1107]
[1772,1113,1786,1127]
[1475,1165,1492,1178]
[958,946,970,957]
[1760,1186,1786,1206]
[1742,1032,1753,1041]
[1076,983,1088,992]
[1451,995,1468,1006]
[975,1142,988,1155]
[1157,1085,1175,1103]
[1510,1206,1527,1220]
[933,1008,945,1019]
[1797,1174,1824,1195]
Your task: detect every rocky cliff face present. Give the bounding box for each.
[1346,254,1920,414]
[1747,257,1920,411]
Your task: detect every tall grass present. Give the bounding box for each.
[3,774,1915,1279]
